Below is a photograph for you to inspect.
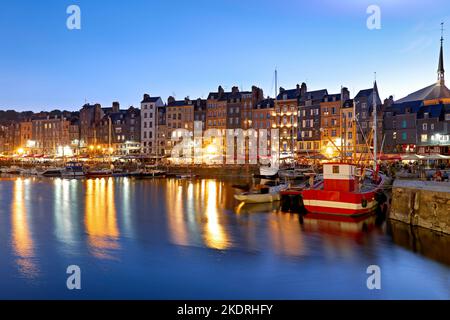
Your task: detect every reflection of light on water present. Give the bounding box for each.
[204,180,229,250]
[54,179,76,248]
[119,178,133,235]
[11,178,38,278]
[85,178,120,259]
[165,179,230,250]
[167,180,189,246]
[269,213,305,257]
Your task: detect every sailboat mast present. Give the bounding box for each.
[372,79,377,171]
[275,69,278,98]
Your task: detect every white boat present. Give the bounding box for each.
[258,166,279,178]
[234,184,288,204]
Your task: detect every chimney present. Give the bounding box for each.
[341,87,350,101]
[300,82,307,96]
[167,96,176,105]
[384,95,394,107]
[279,87,285,94]
[112,101,120,113]
[232,86,239,94]
[143,94,150,101]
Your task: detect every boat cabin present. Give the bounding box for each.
[323,163,357,193]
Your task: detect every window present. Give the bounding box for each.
[402,132,407,140]
[422,123,427,131]
[331,130,337,137]
[431,124,434,130]
[332,166,340,174]
[421,134,428,142]
[393,131,397,140]
[402,120,407,128]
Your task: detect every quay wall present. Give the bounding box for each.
[390,180,450,234]
[164,165,259,178]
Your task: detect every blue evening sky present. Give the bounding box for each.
[0,0,448,111]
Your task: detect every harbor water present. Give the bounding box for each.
[0,177,449,299]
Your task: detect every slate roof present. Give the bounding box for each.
[417,104,444,119]
[384,100,423,116]
[276,88,299,100]
[141,96,162,103]
[255,98,275,109]
[396,82,450,104]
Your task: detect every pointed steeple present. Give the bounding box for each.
[438,22,445,85]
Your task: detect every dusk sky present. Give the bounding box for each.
[0,0,449,111]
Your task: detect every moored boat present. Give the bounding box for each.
[256,165,279,179]
[234,183,288,204]
[85,169,113,178]
[301,163,385,217]
[133,170,167,178]
[62,162,85,179]
[41,168,63,177]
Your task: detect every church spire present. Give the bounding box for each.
[438,22,445,85]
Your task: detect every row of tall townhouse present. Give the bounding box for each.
[1,33,448,160]
[79,102,141,155]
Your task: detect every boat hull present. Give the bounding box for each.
[302,189,378,216]
[234,193,281,204]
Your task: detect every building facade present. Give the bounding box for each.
[298,87,328,156]
[141,94,164,155]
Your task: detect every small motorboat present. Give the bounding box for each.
[176,173,198,179]
[4,166,24,175]
[234,183,288,204]
[62,162,85,179]
[41,168,63,177]
[85,169,113,178]
[133,170,167,179]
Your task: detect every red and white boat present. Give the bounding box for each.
[302,162,385,217]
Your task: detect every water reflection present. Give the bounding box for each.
[85,178,120,259]
[389,220,450,266]
[166,179,230,250]
[166,180,190,246]
[269,212,306,257]
[204,180,229,250]
[54,179,78,250]
[11,178,38,278]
